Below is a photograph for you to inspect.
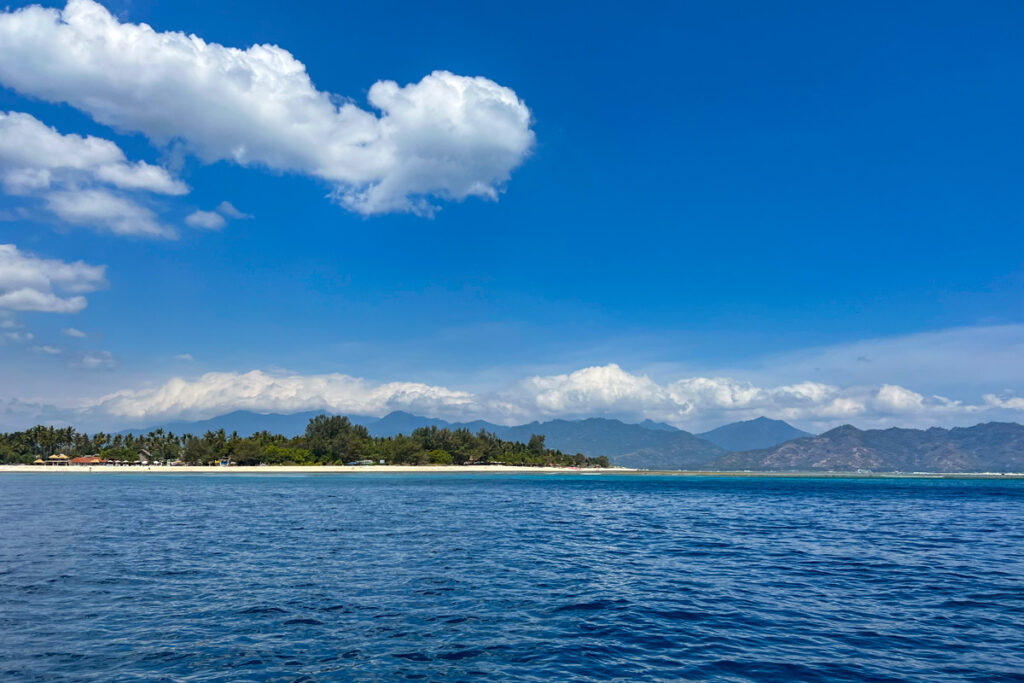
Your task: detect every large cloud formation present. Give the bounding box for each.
[0,0,535,215]
[0,243,107,313]
[518,364,989,430]
[79,363,1024,432]
[92,370,495,421]
[0,111,186,237]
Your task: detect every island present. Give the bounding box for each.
[0,416,612,470]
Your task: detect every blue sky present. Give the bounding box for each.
[1,0,1023,432]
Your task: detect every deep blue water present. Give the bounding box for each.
[1,474,1023,682]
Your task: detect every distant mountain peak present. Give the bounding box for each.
[698,417,813,452]
[822,424,862,437]
[637,419,679,432]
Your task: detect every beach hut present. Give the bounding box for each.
[45,454,70,466]
[32,458,45,466]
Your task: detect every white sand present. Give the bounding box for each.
[0,464,632,474]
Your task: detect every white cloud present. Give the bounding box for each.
[0,0,534,216]
[92,369,479,420]
[524,364,665,414]
[186,200,253,230]
[2,330,34,343]
[75,350,117,370]
[0,110,184,237]
[61,327,87,338]
[33,345,62,355]
[0,111,186,196]
[174,353,194,361]
[216,201,251,219]
[511,364,1016,430]
[0,289,87,314]
[185,210,226,230]
[66,362,1024,431]
[983,394,1024,411]
[874,384,925,412]
[0,244,107,313]
[517,365,870,426]
[46,188,174,238]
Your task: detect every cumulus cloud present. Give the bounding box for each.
[216,201,251,219]
[512,364,1015,430]
[66,362,1024,431]
[0,111,185,237]
[0,244,107,313]
[185,201,250,230]
[61,327,87,338]
[91,369,482,420]
[0,111,185,196]
[983,394,1024,411]
[0,0,534,216]
[45,188,173,238]
[518,364,869,426]
[184,210,226,230]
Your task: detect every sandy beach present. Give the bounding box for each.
[2,465,1021,478]
[0,464,632,474]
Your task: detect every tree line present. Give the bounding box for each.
[0,416,611,468]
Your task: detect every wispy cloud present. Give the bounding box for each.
[2,330,34,343]
[32,345,62,355]
[184,201,252,231]
[216,202,251,220]
[74,350,117,371]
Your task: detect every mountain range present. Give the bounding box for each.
[118,411,1024,472]
[121,410,783,467]
[710,422,1024,472]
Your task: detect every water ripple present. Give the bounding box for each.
[0,474,1022,681]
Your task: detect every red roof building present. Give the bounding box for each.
[69,456,112,465]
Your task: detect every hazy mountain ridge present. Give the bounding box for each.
[368,413,726,465]
[698,416,812,451]
[495,418,724,464]
[709,422,1024,472]
[120,410,735,465]
[118,410,372,437]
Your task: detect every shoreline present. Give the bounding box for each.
[0,464,630,475]
[1,464,1022,478]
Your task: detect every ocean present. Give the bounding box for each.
[1,473,1022,681]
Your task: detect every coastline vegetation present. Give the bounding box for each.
[0,416,611,468]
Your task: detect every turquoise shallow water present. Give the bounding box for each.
[1,473,1022,681]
